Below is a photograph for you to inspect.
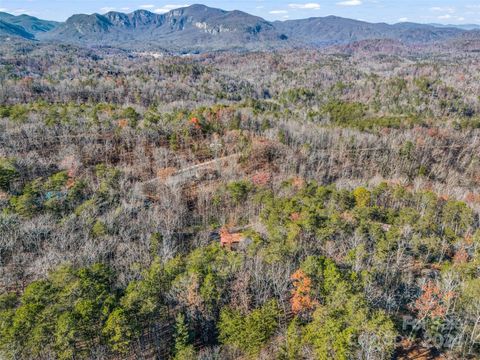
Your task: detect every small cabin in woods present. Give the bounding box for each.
[219,227,248,249]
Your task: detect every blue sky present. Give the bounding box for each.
[0,0,479,24]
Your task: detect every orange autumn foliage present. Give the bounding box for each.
[66,178,76,189]
[190,117,201,130]
[290,212,301,222]
[465,193,480,204]
[292,177,305,188]
[290,269,317,314]
[117,119,128,128]
[453,247,469,264]
[413,281,454,320]
[251,171,272,187]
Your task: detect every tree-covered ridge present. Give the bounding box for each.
[1,182,479,359]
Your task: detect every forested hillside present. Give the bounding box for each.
[0,41,480,359]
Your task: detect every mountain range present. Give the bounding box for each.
[428,23,480,31]
[0,12,57,38]
[0,4,478,53]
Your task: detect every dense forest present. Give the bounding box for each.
[0,39,480,359]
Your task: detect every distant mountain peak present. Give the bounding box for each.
[188,4,218,11]
[0,5,477,53]
[0,11,58,38]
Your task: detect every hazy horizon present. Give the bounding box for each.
[1,1,479,25]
